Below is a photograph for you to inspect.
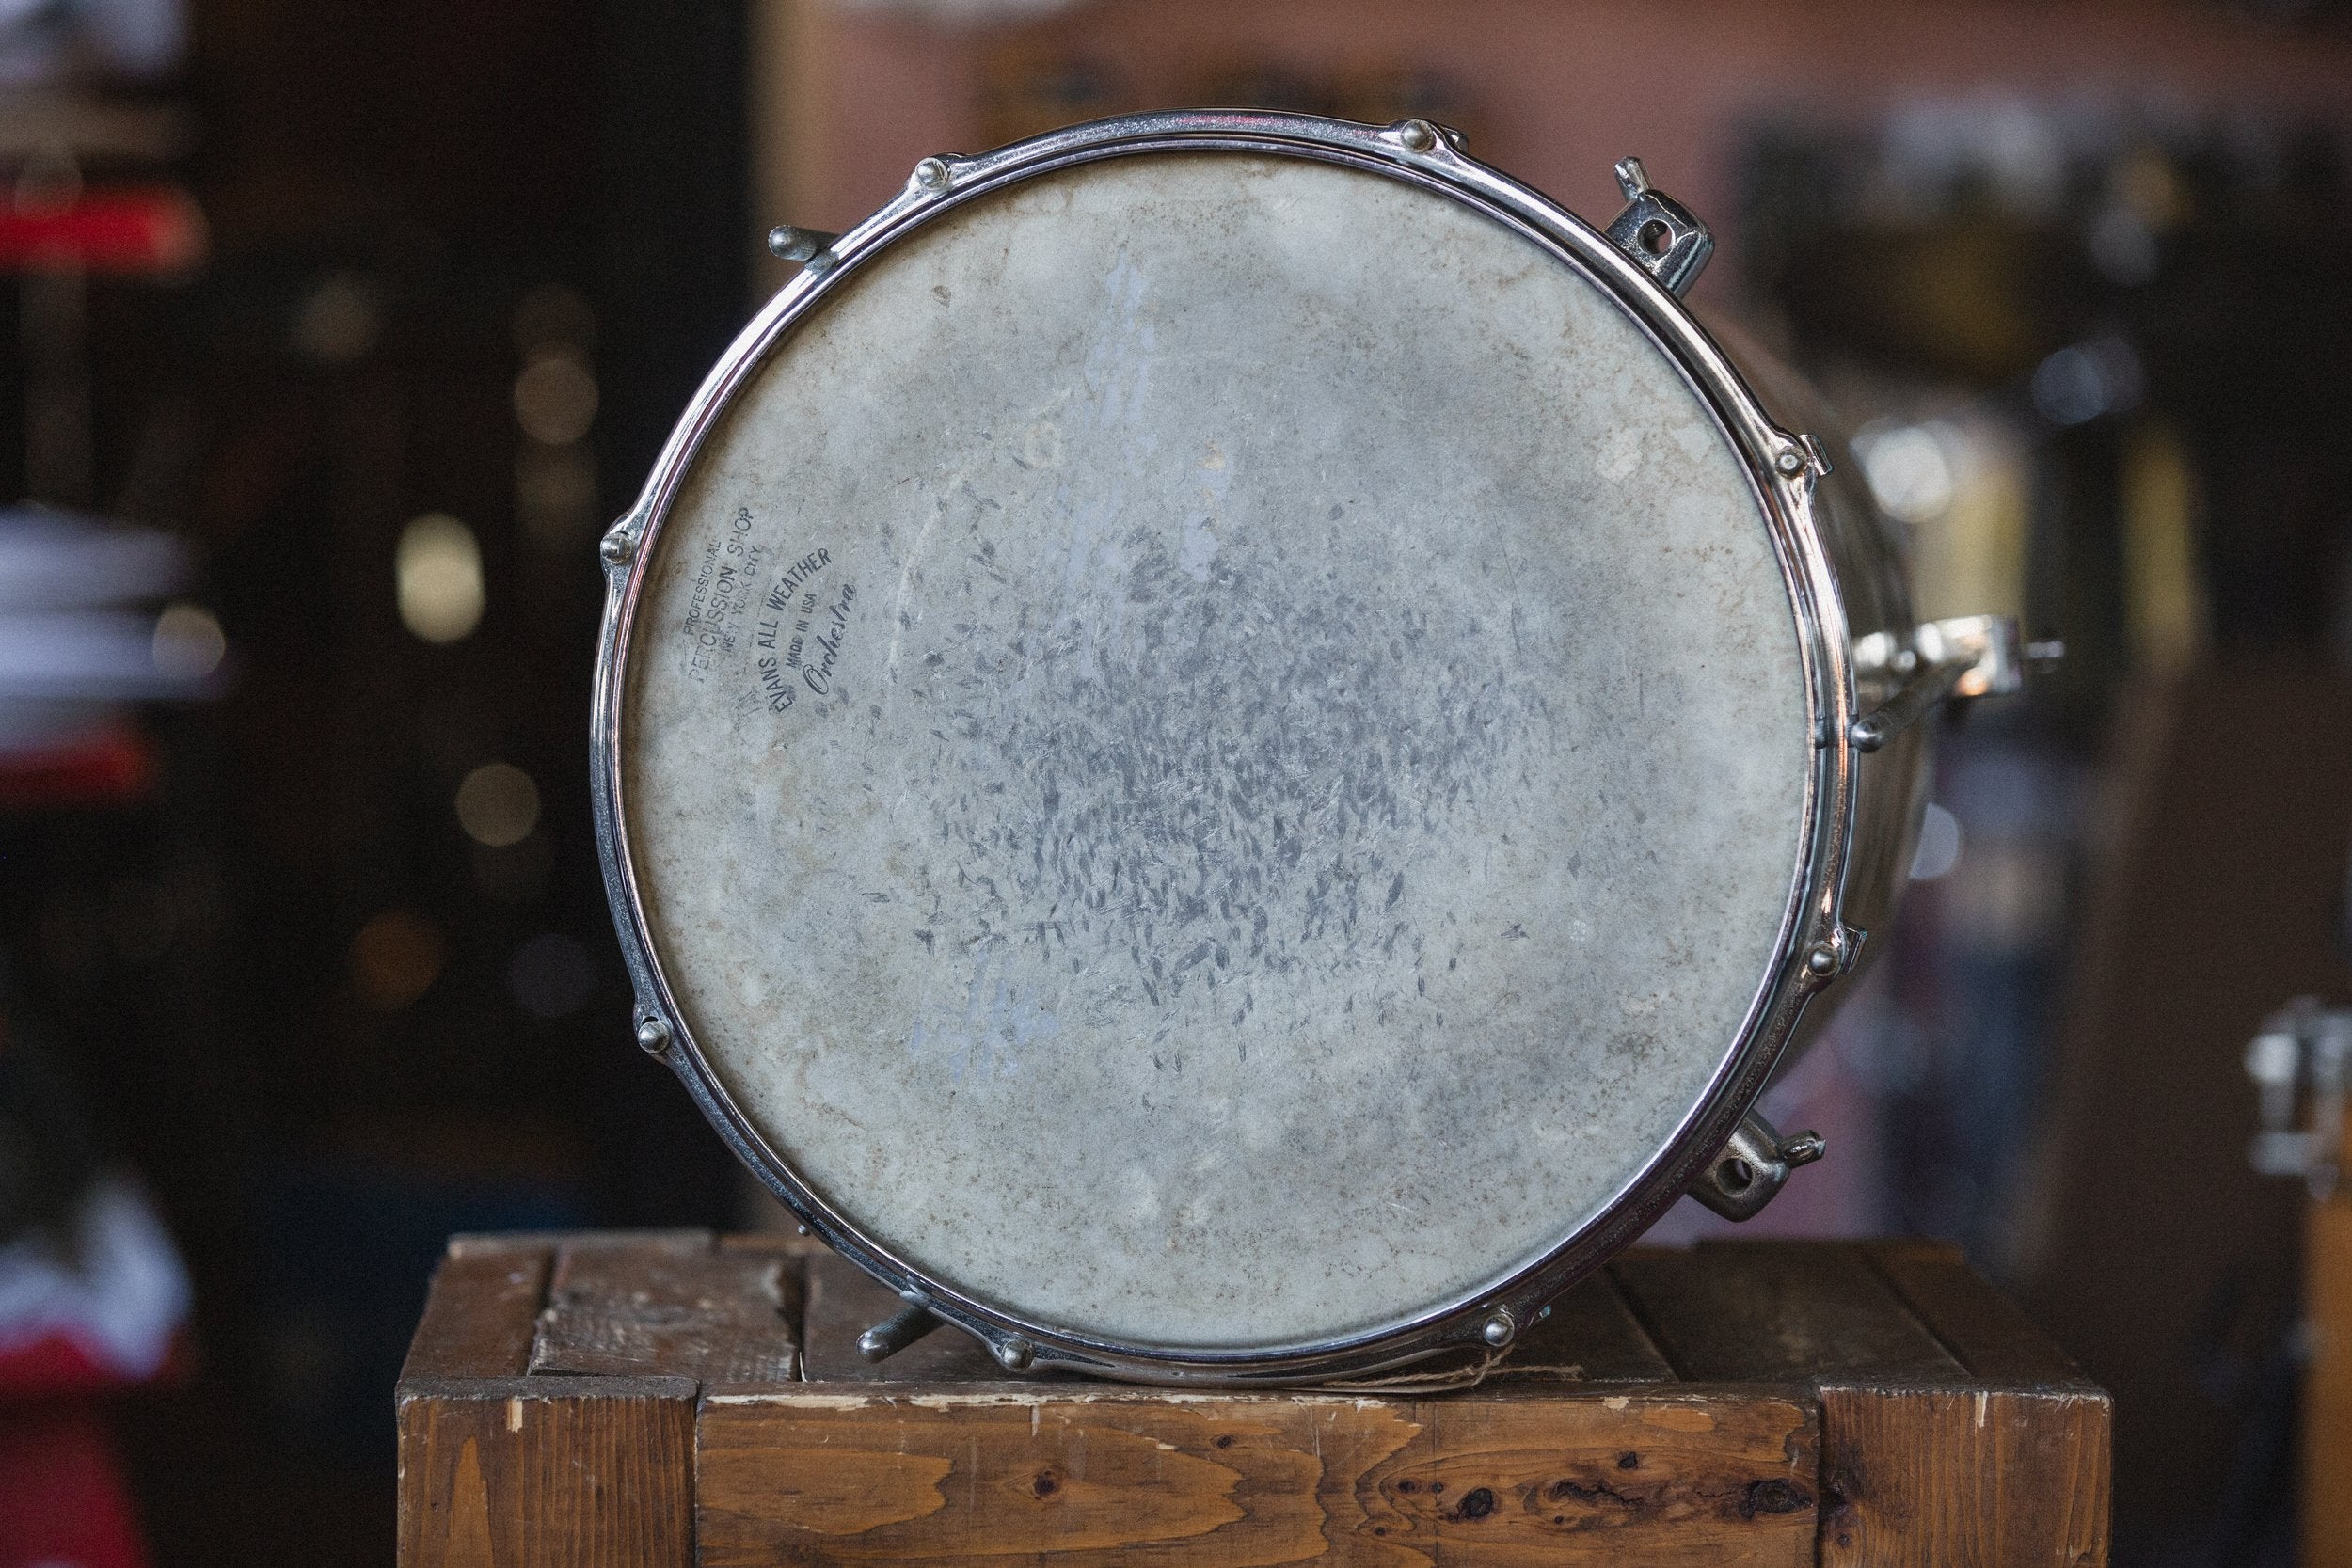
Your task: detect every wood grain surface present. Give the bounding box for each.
[1609,1242,1964,1385]
[530,1233,801,1382]
[1814,1384,2108,1568]
[1863,1240,2102,1391]
[400,1231,787,1566]
[396,1376,695,1568]
[697,1386,1819,1567]
[394,1233,2109,1567]
[402,1239,551,1381]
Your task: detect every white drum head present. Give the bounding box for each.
[618,150,1808,1353]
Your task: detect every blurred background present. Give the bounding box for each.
[0,0,2345,1561]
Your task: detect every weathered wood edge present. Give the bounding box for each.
[397,1375,698,1568]
[530,1234,803,1382]
[400,1242,554,1383]
[447,1226,715,1258]
[1859,1241,2106,1394]
[1609,1241,1967,1386]
[403,1373,704,1400]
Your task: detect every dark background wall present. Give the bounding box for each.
[0,2,749,1560]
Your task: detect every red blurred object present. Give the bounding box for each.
[0,1405,150,1568]
[0,1178,190,1568]
[0,1324,192,1400]
[0,187,204,275]
[0,725,156,812]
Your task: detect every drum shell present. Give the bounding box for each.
[1705,313,1930,1035]
[1817,452,1931,989]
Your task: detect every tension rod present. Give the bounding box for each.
[1848,655,1979,753]
[856,1300,945,1364]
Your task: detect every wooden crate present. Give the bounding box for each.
[396,1231,2108,1566]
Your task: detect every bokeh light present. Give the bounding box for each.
[513,349,598,446]
[454,762,539,847]
[151,601,226,681]
[1854,421,1957,526]
[293,271,382,364]
[395,513,485,643]
[348,909,444,1011]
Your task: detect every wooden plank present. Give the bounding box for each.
[1820,1244,2110,1566]
[2305,1192,2352,1568]
[396,1375,695,1568]
[402,1243,552,1381]
[1493,1269,1677,1384]
[803,1253,1677,1387]
[1609,1243,1963,1385]
[695,1385,1818,1567]
[531,1234,801,1383]
[445,1227,713,1259]
[1814,1385,2109,1568]
[1862,1241,2101,1390]
[1616,1242,2108,1565]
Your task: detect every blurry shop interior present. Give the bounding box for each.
[0,0,2346,1562]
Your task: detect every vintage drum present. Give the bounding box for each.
[590,111,2023,1384]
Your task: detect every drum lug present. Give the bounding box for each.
[856,1297,946,1363]
[1689,1109,1825,1221]
[1849,614,2032,752]
[1603,157,1714,297]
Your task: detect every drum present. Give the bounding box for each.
[591,111,2018,1384]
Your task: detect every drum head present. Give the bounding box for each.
[618,150,1809,1354]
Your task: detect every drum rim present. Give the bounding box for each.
[590,110,1862,1385]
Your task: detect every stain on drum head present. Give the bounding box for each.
[620,153,1808,1351]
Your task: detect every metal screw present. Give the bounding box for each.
[914,157,951,191]
[1482,1310,1516,1348]
[635,1016,672,1054]
[599,522,636,565]
[1804,943,1839,977]
[1397,120,1437,152]
[1774,449,1806,476]
[994,1336,1035,1371]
